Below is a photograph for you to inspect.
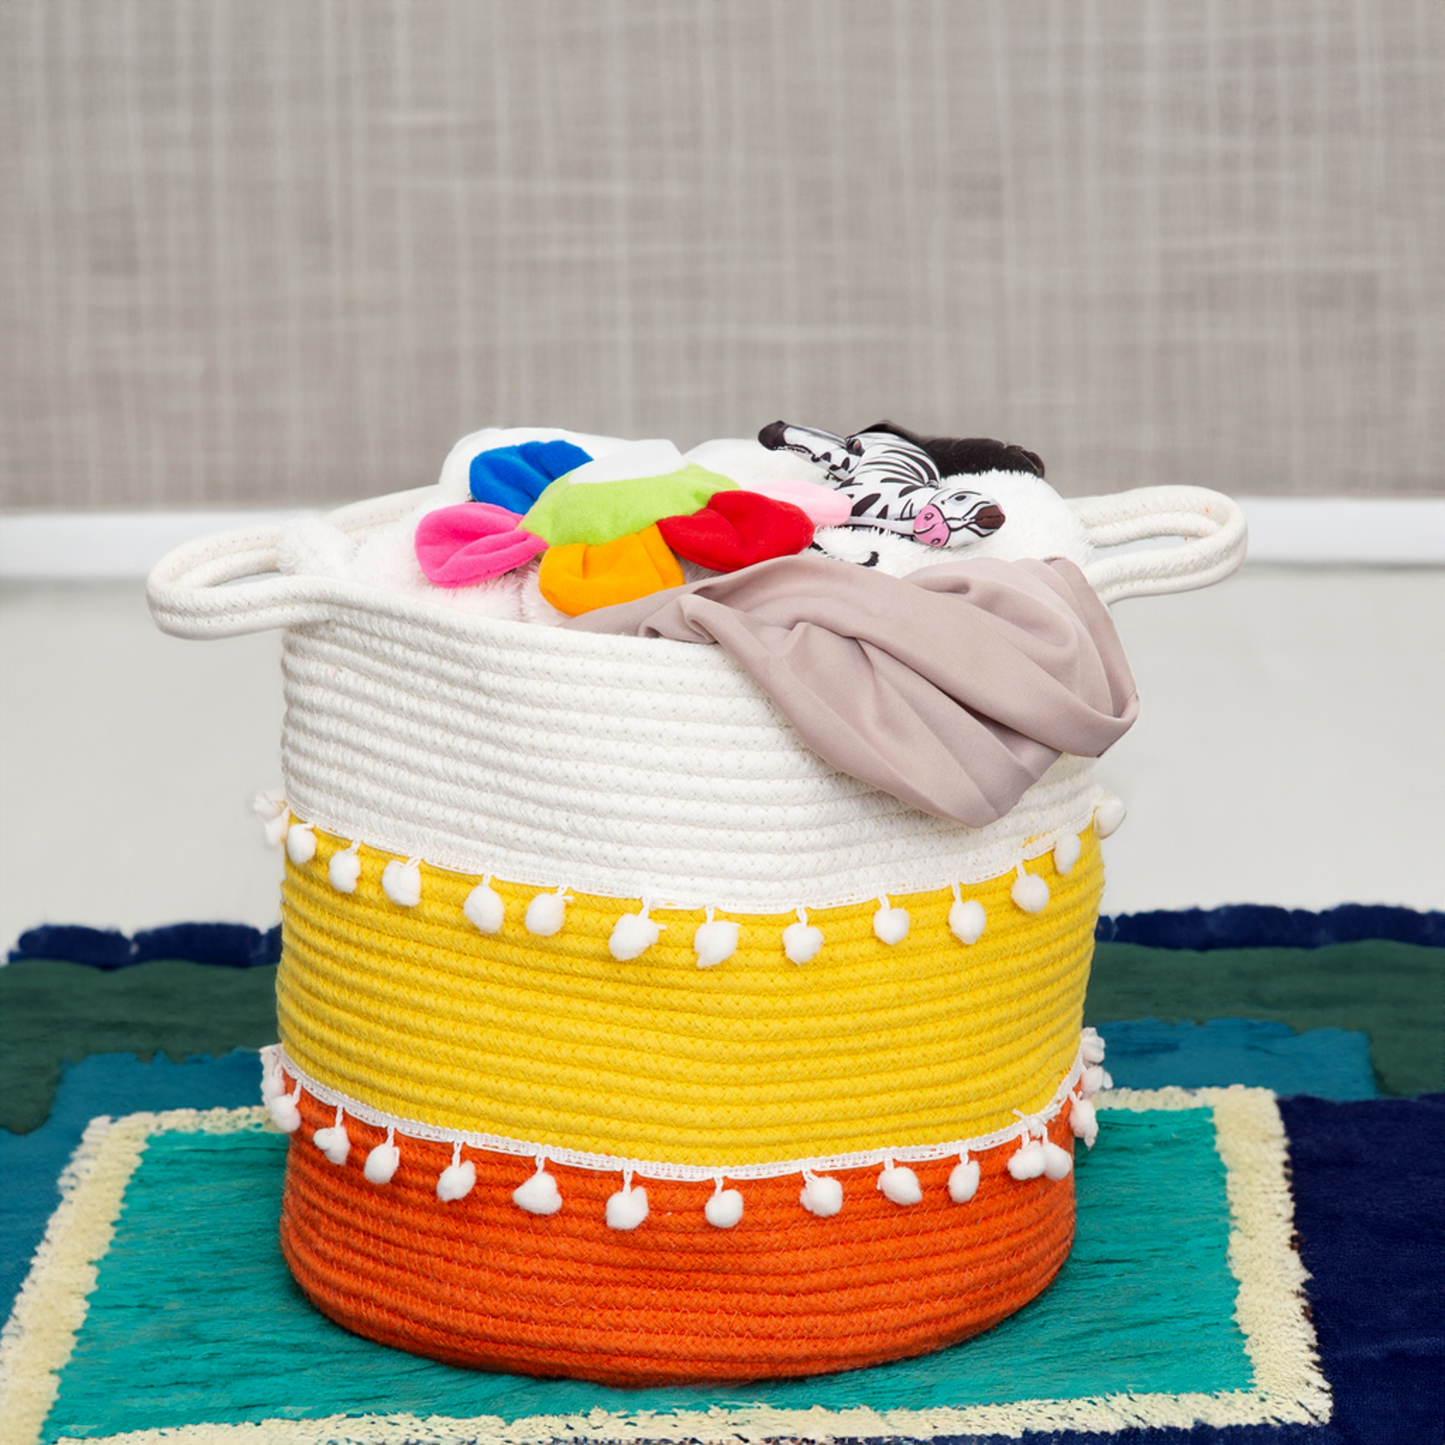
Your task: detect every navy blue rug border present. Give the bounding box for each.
[9,905,1442,968]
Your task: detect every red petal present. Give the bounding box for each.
[656,491,815,573]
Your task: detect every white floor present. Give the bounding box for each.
[1,567,1441,954]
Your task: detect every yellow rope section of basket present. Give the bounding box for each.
[276,831,1102,1166]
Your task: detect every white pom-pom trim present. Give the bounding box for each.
[252,790,290,848]
[1070,1094,1099,1149]
[799,1170,843,1218]
[783,907,824,964]
[609,905,663,961]
[524,885,570,937]
[1052,832,1083,876]
[693,909,739,968]
[464,876,506,935]
[1011,865,1050,914]
[605,1170,649,1230]
[286,821,318,865]
[877,1159,922,1206]
[329,840,362,894]
[705,1177,745,1229]
[313,1106,350,1166]
[1042,1139,1074,1180]
[437,1141,476,1202]
[872,896,910,945]
[1082,1064,1113,1098]
[948,1153,981,1203]
[382,857,423,908]
[948,885,986,945]
[1081,1027,1106,1065]
[267,1081,303,1134]
[1007,1137,1046,1181]
[364,1127,401,1185]
[1094,793,1127,838]
[513,1157,563,1215]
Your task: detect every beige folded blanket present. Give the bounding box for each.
[564,554,1138,827]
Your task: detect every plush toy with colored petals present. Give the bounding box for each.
[414,438,848,617]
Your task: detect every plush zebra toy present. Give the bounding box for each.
[758,420,1014,548]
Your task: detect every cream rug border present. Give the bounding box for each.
[0,1088,1330,1445]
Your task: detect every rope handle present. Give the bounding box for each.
[148,481,1246,639]
[145,488,433,639]
[1071,485,1247,604]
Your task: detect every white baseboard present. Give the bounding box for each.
[1,498,1442,579]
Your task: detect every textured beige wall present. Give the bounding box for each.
[3,0,1441,511]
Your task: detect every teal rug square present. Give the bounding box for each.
[6,1091,1325,1442]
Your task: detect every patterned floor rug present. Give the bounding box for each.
[1,910,1441,1444]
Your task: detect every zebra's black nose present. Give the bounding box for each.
[973,505,1006,533]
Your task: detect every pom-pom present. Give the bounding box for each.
[799,1172,843,1218]
[948,1155,981,1203]
[783,909,824,964]
[464,879,506,935]
[364,1135,400,1185]
[1070,1095,1099,1149]
[1008,1139,1046,1181]
[285,822,317,864]
[606,1175,649,1230]
[1094,793,1127,839]
[313,1109,350,1167]
[513,1161,563,1216]
[705,1181,745,1229]
[872,897,910,945]
[260,1050,284,1104]
[525,887,569,937]
[267,1087,302,1134]
[609,907,662,961]
[693,912,739,968]
[252,790,290,848]
[1011,868,1050,913]
[382,858,422,908]
[1081,1028,1106,1065]
[949,896,986,946]
[437,1143,476,1202]
[1042,1140,1073,1179]
[1082,1064,1112,1097]
[329,842,362,893]
[1053,833,1083,876]
[877,1162,922,1206]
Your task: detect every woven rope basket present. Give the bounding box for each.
[150,477,1245,1385]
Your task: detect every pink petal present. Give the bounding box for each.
[415,504,547,586]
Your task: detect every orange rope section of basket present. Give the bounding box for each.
[279,1089,1077,1386]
